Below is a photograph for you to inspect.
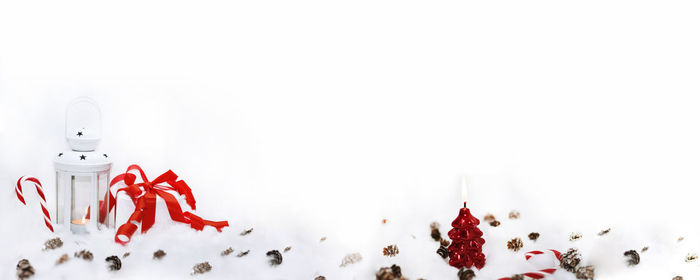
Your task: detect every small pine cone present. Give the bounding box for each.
[383,244,399,257]
[483,214,496,223]
[376,267,394,280]
[624,250,640,266]
[192,262,212,274]
[431,228,441,242]
[598,228,611,236]
[240,228,254,236]
[221,247,234,256]
[560,248,581,272]
[56,254,69,265]
[315,277,327,280]
[153,249,166,260]
[641,246,648,253]
[430,221,440,230]
[490,220,501,227]
[685,253,698,263]
[74,250,94,261]
[507,237,524,252]
[528,232,540,241]
[43,238,63,250]
[575,265,595,280]
[436,246,449,259]
[105,256,122,271]
[439,238,450,247]
[569,232,583,241]
[508,210,520,219]
[673,276,683,280]
[510,275,524,280]
[284,246,292,253]
[123,252,131,258]
[16,259,35,280]
[391,264,402,278]
[457,267,476,280]
[266,250,283,266]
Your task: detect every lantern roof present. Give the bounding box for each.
[54,150,112,172]
[54,97,112,172]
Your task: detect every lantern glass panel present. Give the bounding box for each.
[97,171,110,228]
[71,175,92,226]
[55,171,65,224]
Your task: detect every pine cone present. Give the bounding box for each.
[192,262,212,274]
[240,228,254,236]
[507,237,523,252]
[490,220,501,227]
[376,267,394,280]
[383,244,399,257]
[483,214,496,223]
[16,259,35,280]
[340,253,363,267]
[105,256,122,271]
[624,250,640,266]
[569,232,583,241]
[685,253,697,263]
[315,276,327,280]
[598,228,611,236]
[673,276,683,280]
[153,249,166,260]
[436,246,449,259]
[457,268,475,280]
[575,265,594,280]
[439,238,450,247]
[237,250,250,257]
[508,210,520,219]
[390,264,402,278]
[74,250,94,261]
[123,252,131,258]
[266,250,283,266]
[284,246,292,252]
[560,248,581,272]
[510,275,524,280]
[221,247,234,256]
[56,254,69,265]
[43,238,63,250]
[528,232,540,241]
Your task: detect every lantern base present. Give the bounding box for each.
[70,223,89,234]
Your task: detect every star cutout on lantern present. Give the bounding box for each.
[77,131,83,137]
[80,155,86,160]
[58,153,63,157]
[103,154,108,158]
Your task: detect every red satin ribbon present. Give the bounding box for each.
[107,164,228,245]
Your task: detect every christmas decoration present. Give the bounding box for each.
[375,264,404,280]
[15,176,53,232]
[192,262,212,274]
[315,276,327,280]
[575,265,595,280]
[16,259,35,280]
[489,220,501,227]
[447,202,486,269]
[497,250,561,280]
[320,236,327,242]
[43,238,63,250]
[266,250,283,266]
[221,247,234,256]
[241,228,254,235]
[109,165,229,245]
[123,252,131,258]
[598,228,611,236]
[507,238,523,252]
[383,244,399,257]
[153,250,166,260]
[284,246,292,252]
[75,250,94,261]
[509,275,524,280]
[106,256,122,271]
[560,248,581,272]
[641,246,649,253]
[437,246,449,259]
[685,253,698,263]
[528,232,540,241]
[673,276,684,280]
[624,250,640,266]
[483,214,496,223]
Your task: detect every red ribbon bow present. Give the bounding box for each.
[106,164,228,245]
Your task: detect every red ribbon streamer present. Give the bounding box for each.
[107,165,228,245]
[15,176,54,232]
[497,250,561,280]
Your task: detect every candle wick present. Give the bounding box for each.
[463,201,466,208]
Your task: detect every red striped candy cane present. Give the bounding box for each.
[498,249,561,280]
[15,176,54,232]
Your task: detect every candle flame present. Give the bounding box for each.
[460,175,468,206]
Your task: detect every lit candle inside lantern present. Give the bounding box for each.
[70,207,90,234]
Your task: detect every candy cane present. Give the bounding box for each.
[498,250,561,280]
[15,176,54,232]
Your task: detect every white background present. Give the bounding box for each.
[1,1,699,279]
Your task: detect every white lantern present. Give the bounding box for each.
[53,97,112,234]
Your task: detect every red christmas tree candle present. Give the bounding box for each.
[447,177,486,269]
